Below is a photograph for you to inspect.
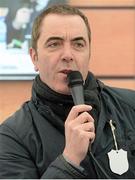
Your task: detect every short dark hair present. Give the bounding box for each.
[31,4,91,50]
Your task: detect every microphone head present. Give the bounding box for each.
[67,71,84,87]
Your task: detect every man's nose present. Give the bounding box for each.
[61,44,74,62]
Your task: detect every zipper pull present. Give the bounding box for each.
[109,119,118,152]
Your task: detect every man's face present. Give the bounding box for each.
[30,14,90,94]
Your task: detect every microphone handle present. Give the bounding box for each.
[70,85,84,105]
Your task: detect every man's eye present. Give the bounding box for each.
[73,42,85,49]
[48,42,61,48]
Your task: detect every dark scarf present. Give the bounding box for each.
[32,72,101,134]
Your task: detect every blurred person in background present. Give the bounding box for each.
[0,0,67,48]
[0,4,135,179]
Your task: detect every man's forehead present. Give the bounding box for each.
[38,14,89,44]
[41,14,86,28]
[40,14,88,36]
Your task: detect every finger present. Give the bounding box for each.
[76,111,94,124]
[66,105,92,122]
[69,111,94,127]
[78,122,95,132]
[77,130,95,142]
[84,131,95,142]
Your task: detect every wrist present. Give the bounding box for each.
[63,150,81,166]
[62,154,84,172]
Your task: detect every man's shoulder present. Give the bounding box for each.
[104,85,135,109]
[1,101,33,139]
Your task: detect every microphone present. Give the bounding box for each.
[67,71,84,105]
[67,71,110,178]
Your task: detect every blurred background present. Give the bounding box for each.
[0,0,135,123]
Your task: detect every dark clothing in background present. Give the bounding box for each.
[0,72,135,178]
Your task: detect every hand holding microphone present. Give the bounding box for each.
[63,71,95,166]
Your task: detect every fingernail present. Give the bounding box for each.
[88,105,92,109]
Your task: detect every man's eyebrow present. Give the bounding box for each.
[71,37,87,43]
[45,36,87,44]
[45,37,63,44]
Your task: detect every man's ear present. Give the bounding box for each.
[29,47,39,72]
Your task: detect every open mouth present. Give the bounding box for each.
[60,69,72,75]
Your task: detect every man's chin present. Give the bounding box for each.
[55,85,70,95]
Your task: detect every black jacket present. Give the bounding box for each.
[0,78,135,179]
